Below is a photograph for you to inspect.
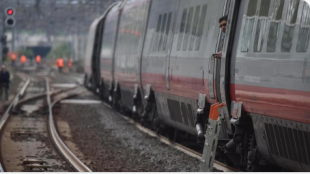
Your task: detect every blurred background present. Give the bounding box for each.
[0,0,117,69]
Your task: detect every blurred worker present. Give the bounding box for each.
[68,58,73,72]
[56,57,64,73]
[0,65,10,101]
[36,55,41,66]
[11,54,17,68]
[20,55,27,67]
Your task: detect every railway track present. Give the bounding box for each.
[0,77,30,172]
[45,78,91,172]
[102,103,239,172]
[0,74,91,172]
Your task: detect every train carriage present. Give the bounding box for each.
[84,17,100,88]
[84,2,121,92]
[85,0,310,171]
[233,0,310,171]
[99,2,123,100]
[112,0,151,112]
[141,0,231,136]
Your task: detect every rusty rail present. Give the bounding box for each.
[0,78,30,172]
[45,78,91,172]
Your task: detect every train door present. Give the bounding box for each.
[210,0,243,135]
[92,20,104,91]
[210,1,231,102]
[169,0,219,96]
[208,1,231,102]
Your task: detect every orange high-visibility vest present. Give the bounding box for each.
[36,55,41,63]
[57,58,64,68]
[68,59,72,67]
[21,55,27,63]
[11,54,17,61]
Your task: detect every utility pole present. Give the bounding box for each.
[12,28,15,51]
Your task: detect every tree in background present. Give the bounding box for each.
[47,42,72,60]
[17,48,34,59]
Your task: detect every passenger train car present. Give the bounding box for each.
[84,0,310,171]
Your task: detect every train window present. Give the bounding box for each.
[241,0,258,52]
[189,6,200,51]
[177,9,188,51]
[163,12,172,51]
[247,0,258,17]
[153,15,162,51]
[253,0,270,52]
[297,2,310,52]
[267,0,284,52]
[281,0,300,52]
[195,4,207,51]
[183,7,194,51]
[158,13,167,51]
[133,7,141,55]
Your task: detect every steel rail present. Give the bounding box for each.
[131,119,238,172]
[45,78,91,172]
[102,103,239,172]
[0,78,30,172]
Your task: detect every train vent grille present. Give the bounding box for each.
[121,90,133,107]
[167,99,195,127]
[265,123,310,165]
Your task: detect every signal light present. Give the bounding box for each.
[7,9,13,15]
[5,7,15,17]
[4,7,16,28]
[5,17,15,28]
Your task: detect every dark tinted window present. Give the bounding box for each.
[267,0,284,52]
[297,2,310,52]
[189,6,200,51]
[195,4,207,51]
[273,0,285,20]
[258,0,270,17]
[177,9,187,51]
[253,0,270,52]
[247,0,258,17]
[163,12,172,51]
[153,15,162,51]
[281,0,300,52]
[183,7,194,51]
[241,0,258,52]
[158,13,167,51]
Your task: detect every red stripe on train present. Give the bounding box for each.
[101,71,310,123]
[232,84,310,123]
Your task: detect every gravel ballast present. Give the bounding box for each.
[56,91,201,172]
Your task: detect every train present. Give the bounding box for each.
[84,0,310,172]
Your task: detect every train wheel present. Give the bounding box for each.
[84,74,88,87]
[112,85,121,111]
[99,80,105,101]
[149,103,161,134]
[91,77,97,94]
[112,92,120,110]
[86,75,91,89]
[133,98,144,119]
